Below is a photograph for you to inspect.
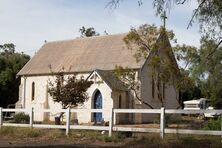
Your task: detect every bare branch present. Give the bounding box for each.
[176,0,187,5]
[105,0,122,9]
[206,39,222,59]
[131,87,154,109]
[187,0,206,29]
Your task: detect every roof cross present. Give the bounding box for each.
[161,11,167,28]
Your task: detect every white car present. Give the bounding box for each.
[183,98,217,118]
[204,106,218,118]
[184,98,209,110]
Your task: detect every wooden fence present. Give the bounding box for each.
[0,107,222,139]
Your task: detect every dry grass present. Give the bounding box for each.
[0,127,222,147]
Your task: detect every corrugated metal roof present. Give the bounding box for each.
[18,33,145,76]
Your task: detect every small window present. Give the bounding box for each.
[152,76,165,100]
[31,82,35,101]
[162,82,165,100]
[119,95,122,109]
[152,76,155,98]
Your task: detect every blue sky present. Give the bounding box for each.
[0,0,200,56]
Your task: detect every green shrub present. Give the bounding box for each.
[14,112,30,123]
[203,117,221,130]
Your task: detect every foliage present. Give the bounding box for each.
[116,24,185,108]
[106,0,222,107]
[79,26,100,37]
[14,112,30,123]
[0,43,30,107]
[203,117,221,130]
[169,36,222,108]
[153,0,222,55]
[48,73,93,110]
[115,65,154,108]
[153,0,222,106]
[172,45,200,101]
[106,0,222,62]
[123,24,175,62]
[173,44,199,71]
[174,36,222,107]
[192,37,222,108]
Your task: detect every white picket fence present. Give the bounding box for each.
[0,107,222,139]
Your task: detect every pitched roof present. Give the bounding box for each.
[93,69,127,91]
[18,34,145,76]
[155,30,180,72]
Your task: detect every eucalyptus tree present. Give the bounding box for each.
[0,44,30,107]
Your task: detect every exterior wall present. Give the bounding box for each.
[126,70,143,124]
[112,91,129,124]
[18,62,179,124]
[140,60,179,123]
[76,79,113,124]
[20,75,62,121]
[19,73,114,123]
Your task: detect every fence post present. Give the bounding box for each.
[113,110,116,125]
[0,107,2,128]
[109,108,113,137]
[66,107,71,136]
[221,114,222,143]
[29,107,34,128]
[160,107,165,139]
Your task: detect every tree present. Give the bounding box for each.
[173,36,222,108]
[192,37,222,108]
[107,0,222,56]
[154,0,222,57]
[107,0,222,108]
[79,26,100,37]
[173,44,201,103]
[115,24,190,108]
[48,72,93,118]
[0,43,30,107]
[115,66,154,109]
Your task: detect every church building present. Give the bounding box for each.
[16,32,179,124]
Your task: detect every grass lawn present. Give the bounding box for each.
[0,127,222,147]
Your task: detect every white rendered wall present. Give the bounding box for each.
[140,60,179,123]
[19,73,114,123]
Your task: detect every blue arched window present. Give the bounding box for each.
[93,90,102,122]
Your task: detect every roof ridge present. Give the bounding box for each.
[45,32,128,44]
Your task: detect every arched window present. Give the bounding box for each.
[31,82,35,101]
[93,90,103,122]
[119,95,122,109]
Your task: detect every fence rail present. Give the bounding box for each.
[0,107,222,139]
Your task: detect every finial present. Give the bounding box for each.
[161,11,167,28]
